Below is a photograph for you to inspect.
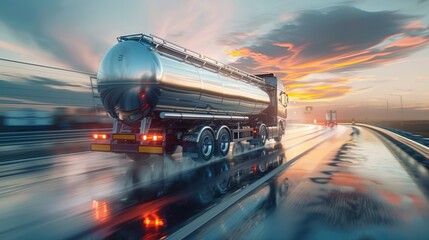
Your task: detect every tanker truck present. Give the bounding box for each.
[90,34,288,161]
[325,110,337,127]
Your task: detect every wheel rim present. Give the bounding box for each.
[260,126,267,144]
[259,163,266,172]
[220,133,230,153]
[202,135,213,157]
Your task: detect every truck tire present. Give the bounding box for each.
[216,128,231,157]
[274,121,284,143]
[259,125,267,146]
[196,129,215,161]
[274,134,282,143]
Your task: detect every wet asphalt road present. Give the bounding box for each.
[1,124,428,239]
[193,126,429,240]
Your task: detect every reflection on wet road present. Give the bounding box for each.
[215,126,429,240]
[1,124,428,239]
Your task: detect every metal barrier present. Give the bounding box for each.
[0,128,110,146]
[358,124,429,160]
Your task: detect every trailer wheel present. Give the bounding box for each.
[196,129,215,161]
[259,125,268,146]
[274,121,284,143]
[216,128,231,157]
[274,134,282,143]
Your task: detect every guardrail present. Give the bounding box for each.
[357,124,429,160]
[0,128,110,146]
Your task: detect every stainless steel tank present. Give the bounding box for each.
[97,40,270,122]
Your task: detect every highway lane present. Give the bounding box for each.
[192,126,429,240]
[0,123,318,239]
[87,125,336,239]
[10,124,416,239]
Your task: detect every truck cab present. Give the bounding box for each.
[256,74,288,139]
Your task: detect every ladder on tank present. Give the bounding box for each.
[89,76,108,117]
[117,33,270,89]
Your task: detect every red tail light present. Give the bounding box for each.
[92,134,108,140]
[140,134,164,141]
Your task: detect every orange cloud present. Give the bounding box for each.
[384,36,428,48]
[285,77,352,101]
[404,20,425,30]
[225,7,429,101]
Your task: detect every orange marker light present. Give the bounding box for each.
[92,134,99,139]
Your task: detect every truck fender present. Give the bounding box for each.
[215,125,231,141]
[196,126,215,143]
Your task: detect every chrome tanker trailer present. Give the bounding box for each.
[91,34,288,161]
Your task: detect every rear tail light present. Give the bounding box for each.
[92,133,109,140]
[253,128,258,135]
[140,134,164,141]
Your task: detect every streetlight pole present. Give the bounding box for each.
[389,94,404,126]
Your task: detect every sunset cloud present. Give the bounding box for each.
[286,76,352,101]
[224,6,429,100]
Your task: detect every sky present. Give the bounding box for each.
[0,0,428,121]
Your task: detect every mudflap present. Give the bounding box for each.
[182,140,198,158]
[182,132,198,158]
